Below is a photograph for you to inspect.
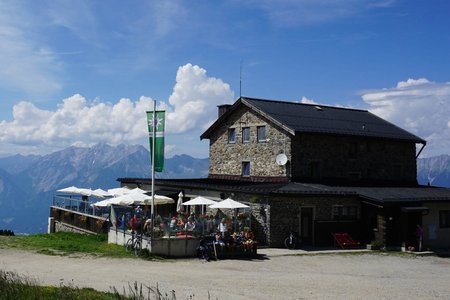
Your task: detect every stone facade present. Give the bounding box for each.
[220,191,361,247]
[267,196,361,247]
[208,106,417,185]
[208,106,291,180]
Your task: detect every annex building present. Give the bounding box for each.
[120,97,450,249]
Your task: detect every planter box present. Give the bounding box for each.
[366,244,381,250]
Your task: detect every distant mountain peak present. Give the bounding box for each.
[417,155,450,187]
[0,143,209,234]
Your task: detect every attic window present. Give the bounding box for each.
[314,106,323,111]
[228,128,236,144]
[242,127,250,143]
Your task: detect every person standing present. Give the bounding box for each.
[218,218,227,238]
[415,224,423,252]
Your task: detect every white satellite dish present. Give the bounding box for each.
[276,153,288,166]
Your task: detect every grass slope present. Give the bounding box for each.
[0,232,133,258]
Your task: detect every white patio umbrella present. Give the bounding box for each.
[93,193,174,207]
[129,187,149,194]
[183,195,218,214]
[91,198,112,207]
[182,196,217,206]
[93,188,111,197]
[177,192,184,213]
[107,187,131,197]
[57,186,105,198]
[78,188,106,198]
[209,198,249,209]
[57,186,79,194]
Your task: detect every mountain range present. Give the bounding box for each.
[417,154,450,187]
[0,144,208,234]
[0,144,449,234]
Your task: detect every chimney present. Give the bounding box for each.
[217,104,232,118]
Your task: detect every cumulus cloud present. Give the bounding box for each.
[361,78,450,157]
[0,64,234,156]
[165,64,234,133]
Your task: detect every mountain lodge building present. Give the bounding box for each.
[120,97,450,249]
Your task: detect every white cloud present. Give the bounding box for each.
[299,96,317,104]
[165,63,235,133]
[0,64,234,156]
[361,78,450,157]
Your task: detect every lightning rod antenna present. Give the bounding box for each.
[240,60,243,98]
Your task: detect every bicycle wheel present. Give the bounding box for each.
[284,236,296,250]
[134,240,142,256]
[125,238,133,252]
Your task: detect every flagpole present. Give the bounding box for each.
[151,100,156,234]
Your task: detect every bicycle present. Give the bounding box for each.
[284,230,299,250]
[126,231,143,256]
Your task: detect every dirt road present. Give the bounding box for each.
[1,249,449,299]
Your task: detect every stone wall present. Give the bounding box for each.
[50,207,108,234]
[208,106,417,184]
[230,192,361,247]
[268,196,361,247]
[208,106,291,179]
[54,220,94,234]
[291,133,418,184]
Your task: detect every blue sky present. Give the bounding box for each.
[0,0,449,158]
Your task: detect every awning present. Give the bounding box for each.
[401,206,429,212]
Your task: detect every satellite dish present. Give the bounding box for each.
[276,153,288,166]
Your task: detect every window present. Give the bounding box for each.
[440,210,450,228]
[242,161,250,177]
[332,205,358,220]
[242,127,250,143]
[257,126,266,142]
[228,128,236,143]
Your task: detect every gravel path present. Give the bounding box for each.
[1,249,449,299]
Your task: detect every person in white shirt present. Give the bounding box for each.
[185,218,196,231]
[218,218,227,237]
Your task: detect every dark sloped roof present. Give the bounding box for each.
[273,182,450,203]
[347,186,450,203]
[201,97,425,143]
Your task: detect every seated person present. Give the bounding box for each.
[169,217,177,230]
[177,217,185,228]
[214,231,225,248]
[184,217,196,231]
[223,230,236,250]
[233,231,244,246]
[243,230,255,251]
[143,218,152,235]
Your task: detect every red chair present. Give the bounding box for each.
[332,233,360,249]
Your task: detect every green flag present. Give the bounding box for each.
[146,110,165,172]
